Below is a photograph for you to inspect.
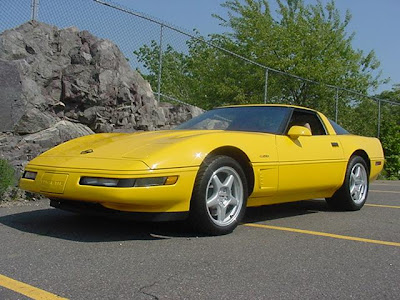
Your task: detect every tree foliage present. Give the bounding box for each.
[135,0,384,113]
[377,85,400,179]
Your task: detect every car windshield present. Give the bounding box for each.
[176,106,291,134]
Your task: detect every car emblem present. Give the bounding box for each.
[80,149,94,155]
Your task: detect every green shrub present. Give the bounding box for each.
[0,159,15,197]
[380,121,400,180]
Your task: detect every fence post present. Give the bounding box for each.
[263,69,269,104]
[335,88,339,123]
[377,99,381,138]
[157,24,164,101]
[31,0,39,21]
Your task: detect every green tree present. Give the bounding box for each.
[376,84,400,179]
[135,41,194,102]
[135,0,385,111]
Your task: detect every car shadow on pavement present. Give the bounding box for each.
[243,199,331,223]
[0,207,196,242]
[0,199,332,241]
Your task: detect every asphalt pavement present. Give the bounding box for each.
[0,180,399,299]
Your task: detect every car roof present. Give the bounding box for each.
[218,104,318,113]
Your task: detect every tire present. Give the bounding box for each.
[326,156,369,211]
[189,155,248,235]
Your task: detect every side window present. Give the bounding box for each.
[287,110,326,135]
[329,119,350,135]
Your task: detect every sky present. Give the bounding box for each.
[111,0,400,93]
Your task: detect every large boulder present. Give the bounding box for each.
[0,21,203,175]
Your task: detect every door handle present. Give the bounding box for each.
[331,142,339,147]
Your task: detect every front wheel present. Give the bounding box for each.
[326,156,369,211]
[189,155,248,235]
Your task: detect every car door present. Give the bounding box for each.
[275,109,345,200]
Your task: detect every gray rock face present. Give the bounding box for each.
[0,60,23,132]
[0,21,203,175]
[22,121,94,148]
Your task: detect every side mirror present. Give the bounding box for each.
[288,125,312,139]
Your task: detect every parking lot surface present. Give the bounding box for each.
[0,180,399,299]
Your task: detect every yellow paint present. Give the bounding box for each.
[370,190,400,194]
[0,274,68,300]
[243,223,400,247]
[20,166,198,212]
[19,105,385,215]
[366,204,400,209]
[275,133,345,200]
[287,125,312,139]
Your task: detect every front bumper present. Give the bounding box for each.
[19,164,199,213]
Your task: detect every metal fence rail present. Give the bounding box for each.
[1,0,398,138]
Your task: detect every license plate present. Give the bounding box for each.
[40,173,69,194]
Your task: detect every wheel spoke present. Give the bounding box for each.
[350,181,356,194]
[353,187,360,200]
[359,185,365,198]
[354,167,364,185]
[211,174,223,190]
[206,193,219,208]
[229,196,239,206]
[223,175,235,189]
[217,205,227,222]
[354,166,361,178]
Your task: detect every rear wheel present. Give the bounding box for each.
[189,155,248,235]
[326,156,369,210]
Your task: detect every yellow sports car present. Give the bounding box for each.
[20,105,384,235]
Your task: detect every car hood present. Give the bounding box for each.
[40,130,217,159]
[29,130,222,170]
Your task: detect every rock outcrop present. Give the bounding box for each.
[0,21,203,175]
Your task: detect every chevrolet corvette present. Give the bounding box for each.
[20,105,384,235]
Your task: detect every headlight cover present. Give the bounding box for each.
[134,177,166,187]
[23,171,37,180]
[79,176,178,188]
[80,177,123,187]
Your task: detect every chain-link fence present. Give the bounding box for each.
[1,0,399,138]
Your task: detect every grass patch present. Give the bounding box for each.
[0,159,15,198]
